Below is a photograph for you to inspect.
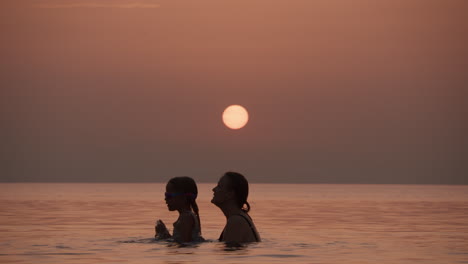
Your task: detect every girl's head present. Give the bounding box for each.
[212,171,251,213]
[165,176,199,214]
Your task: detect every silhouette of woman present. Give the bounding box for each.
[211,172,261,243]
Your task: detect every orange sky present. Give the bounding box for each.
[1,0,467,183]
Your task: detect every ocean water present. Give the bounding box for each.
[0,183,467,264]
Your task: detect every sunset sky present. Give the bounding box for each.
[1,0,466,183]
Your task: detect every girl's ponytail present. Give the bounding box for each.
[190,199,201,234]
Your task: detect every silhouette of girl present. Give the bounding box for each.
[155,176,204,243]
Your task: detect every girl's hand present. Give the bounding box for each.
[155,219,171,239]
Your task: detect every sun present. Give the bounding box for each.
[222,105,249,130]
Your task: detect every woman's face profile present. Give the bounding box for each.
[211,176,231,206]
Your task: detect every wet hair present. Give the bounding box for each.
[167,176,201,232]
[223,172,251,213]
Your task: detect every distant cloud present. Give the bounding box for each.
[34,2,161,9]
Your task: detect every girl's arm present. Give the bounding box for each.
[155,219,171,239]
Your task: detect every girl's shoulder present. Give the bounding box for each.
[178,211,196,223]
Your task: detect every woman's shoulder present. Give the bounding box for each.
[227,213,253,228]
[224,213,260,243]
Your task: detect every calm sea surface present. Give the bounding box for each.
[1,183,467,264]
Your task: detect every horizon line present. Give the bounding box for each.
[0,181,466,186]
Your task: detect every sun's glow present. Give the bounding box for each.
[222,105,249,130]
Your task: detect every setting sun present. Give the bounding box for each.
[222,105,249,129]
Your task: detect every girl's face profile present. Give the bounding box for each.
[165,183,185,211]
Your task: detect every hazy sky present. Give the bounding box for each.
[1,0,467,183]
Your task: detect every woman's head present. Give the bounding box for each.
[212,172,251,212]
[165,176,199,214]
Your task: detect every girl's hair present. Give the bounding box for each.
[167,176,201,232]
[223,172,251,213]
